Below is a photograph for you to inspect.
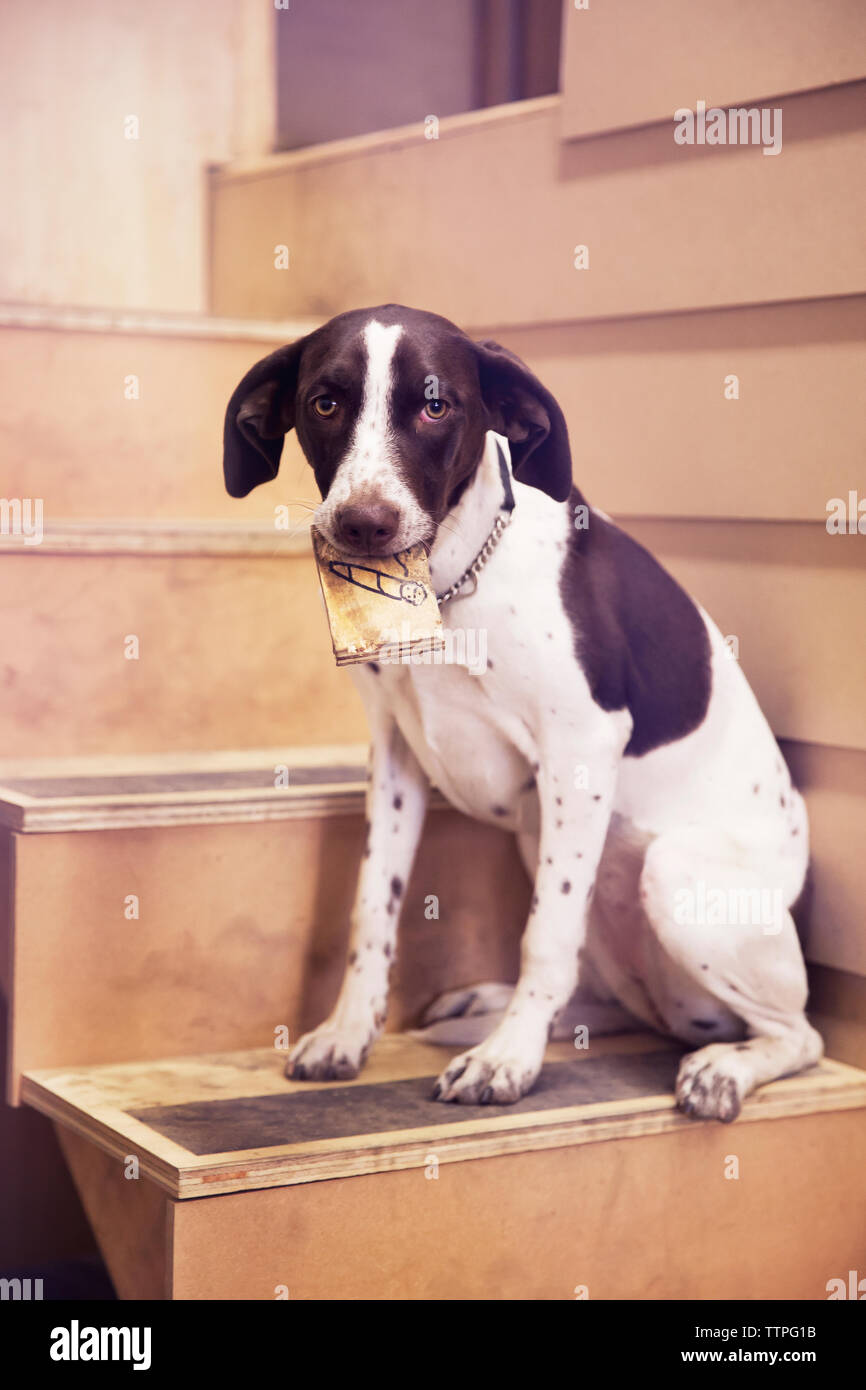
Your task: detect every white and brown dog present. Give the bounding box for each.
[223,304,822,1122]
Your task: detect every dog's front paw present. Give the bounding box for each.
[285,1020,376,1082]
[676,1044,751,1123]
[432,1036,542,1105]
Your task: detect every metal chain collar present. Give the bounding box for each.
[435,509,513,604]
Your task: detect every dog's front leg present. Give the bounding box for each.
[434,718,627,1104]
[286,717,429,1081]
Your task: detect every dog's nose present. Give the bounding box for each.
[336,503,400,553]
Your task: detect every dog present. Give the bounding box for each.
[223,304,823,1122]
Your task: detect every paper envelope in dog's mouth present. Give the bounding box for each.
[312,527,445,667]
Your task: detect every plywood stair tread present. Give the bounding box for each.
[0,301,322,343]
[0,745,370,831]
[20,1034,866,1200]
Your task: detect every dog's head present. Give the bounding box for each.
[223,304,572,556]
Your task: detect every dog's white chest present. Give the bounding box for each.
[381,661,533,827]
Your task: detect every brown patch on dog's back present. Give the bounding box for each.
[560,493,712,756]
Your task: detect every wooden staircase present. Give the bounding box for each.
[3,0,865,1301]
[23,1036,866,1300]
[2,751,866,1298]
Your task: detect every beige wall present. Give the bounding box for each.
[0,0,274,311]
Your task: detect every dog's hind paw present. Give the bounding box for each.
[421,982,515,1026]
[675,1044,751,1123]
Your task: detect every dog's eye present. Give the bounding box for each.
[423,399,449,421]
[313,397,338,418]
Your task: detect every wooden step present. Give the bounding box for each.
[209,85,866,327]
[24,1034,866,1199]
[0,305,320,522]
[0,748,528,1102]
[2,739,863,1092]
[22,1034,866,1299]
[3,513,865,760]
[560,0,866,141]
[0,745,370,833]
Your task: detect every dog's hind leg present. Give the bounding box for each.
[638,825,823,1122]
[413,982,642,1045]
[411,982,515,1045]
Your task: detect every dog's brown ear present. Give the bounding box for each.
[472,339,573,502]
[223,337,311,498]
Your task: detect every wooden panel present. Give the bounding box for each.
[561,0,866,140]
[0,995,98,1270]
[22,1036,866,1199]
[0,551,367,756]
[508,297,866,521]
[0,0,274,311]
[58,1127,170,1301]
[0,322,318,522]
[785,744,866,976]
[809,965,866,1070]
[170,1106,866,1298]
[0,830,11,999]
[625,520,866,752]
[6,809,528,1099]
[210,84,866,325]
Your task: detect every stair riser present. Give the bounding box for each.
[0,326,314,522]
[211,86,866,326]
[5,811,529,1098]
[0,552,364,755]
[4,519,866,757]
[59,1109,866,1300]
